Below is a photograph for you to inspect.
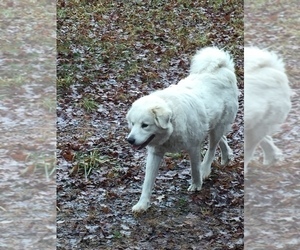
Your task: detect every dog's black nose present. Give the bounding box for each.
[126,137,135,145]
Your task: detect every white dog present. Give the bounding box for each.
[244,47,291,173]
[126,47,239,212]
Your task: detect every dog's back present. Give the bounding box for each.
[244,47,291,169]
[190,47,235,74]
[176,47,239,131]
[245,47,285,73]
[245,47,291,130]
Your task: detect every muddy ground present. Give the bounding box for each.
[57,1,244,249]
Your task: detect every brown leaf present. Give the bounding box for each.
[10,151,29,161]
[62,150,74,161]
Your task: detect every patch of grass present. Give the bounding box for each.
[72,151,114,181]
[21,152,56,181]
[200,207,211,216]
[210,0,227,10]
[57,76,74,89]
[57,0,243,94]
[113,230,122,239]
[177,197,189,209]
[0,76,26,87]
[80,97,98,112]
[40,97,56,112]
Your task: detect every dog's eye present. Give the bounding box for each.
[141,123,148,128]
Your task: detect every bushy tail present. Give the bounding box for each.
[190,47,235,74]
[245,47,285,73]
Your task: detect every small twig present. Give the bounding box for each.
[0,206,7,211]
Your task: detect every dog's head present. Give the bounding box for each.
[126,95,173,150]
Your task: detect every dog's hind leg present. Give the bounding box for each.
[219,135,234,166]
[260,135,283,166]
[244,128,267,173]
[187,146,203,191]
[201,127,225,179]
[132,148,163,212]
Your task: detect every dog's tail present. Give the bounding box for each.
[245,47,285,73]
[190,47,235,74]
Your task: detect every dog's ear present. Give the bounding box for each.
[151,107,172,129]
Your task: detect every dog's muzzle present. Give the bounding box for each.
[126,134,155,150]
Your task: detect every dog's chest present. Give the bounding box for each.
[158,136,190,153]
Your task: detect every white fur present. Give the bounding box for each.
[126,47,239,212]
[244,47,291,172]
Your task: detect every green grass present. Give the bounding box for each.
[0,75,25,87]
[57,0,243,92]
[21,151,56,181]
[113,230,122,239]
[80,97,98,112]
[57,75,74,89]
[177,198,189,209]
[40,97,56,112]
[72,150,116,181]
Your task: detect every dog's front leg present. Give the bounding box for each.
[187,146,203,191]
[132,149,163,212]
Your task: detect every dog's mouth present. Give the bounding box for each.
[133,134,155,150]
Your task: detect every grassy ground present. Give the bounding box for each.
[57,0,243,91]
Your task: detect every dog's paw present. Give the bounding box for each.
[132,201,150,213]
[221,148,234,166]
[263,151,283,166]
[187,183,202,192]
[200,163,212,179]
[202,168,211,180]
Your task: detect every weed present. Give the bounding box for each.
[113,230,122,239]
[80,97,98,112]
[40,97,56,112]
[177,197,188,208]
[57,76,74,88]
[21,151,56,181]
[73,150,113,181]
[0,76,26,87]
[200,207,211,216]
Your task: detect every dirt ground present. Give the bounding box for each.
[245,1,300,249]
[0,1,56,249]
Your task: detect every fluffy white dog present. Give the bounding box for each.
[126,47,239,212]
[244,47,291,172]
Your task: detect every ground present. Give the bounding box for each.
[0,1,56,249]
[56,1,244,249]
[244,1,300,249]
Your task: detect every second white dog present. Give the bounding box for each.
[126,47,239,212]
[244,47,291,172]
